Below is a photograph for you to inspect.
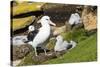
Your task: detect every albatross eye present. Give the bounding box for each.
[46,19,49,20]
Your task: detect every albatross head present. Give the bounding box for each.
[37,16,56,26]
[28,25,35,32]
[56,35,63,41]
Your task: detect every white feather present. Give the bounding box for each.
[70,40,77,49]
[68,13,82,25]
[12,35,27,45]
[32,18,51,48]
[31,16,56,56]
[28,25,35,32]
[54,35,69,52]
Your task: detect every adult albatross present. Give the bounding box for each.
[32,16,56,56]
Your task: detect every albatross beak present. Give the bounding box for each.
[49,20,56,26]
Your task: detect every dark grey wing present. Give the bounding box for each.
[67,44,72,50]
[25,30,39,43]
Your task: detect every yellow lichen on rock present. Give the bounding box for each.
[12,2,45,16]
[82,6,97,31]
[82,13,97,31]
[12,16,36,31]
[52,26,67,36]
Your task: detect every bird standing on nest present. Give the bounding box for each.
[54,35,77,52]
[32,16,56,56]
[54,35,69,52]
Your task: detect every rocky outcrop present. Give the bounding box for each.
[12,44,33,61]
[12,16,36,31]
[18,50,66,65]
[52,26,67,36]
[32,52,57,64]
[82,6,97,31]
[12,2,45,16]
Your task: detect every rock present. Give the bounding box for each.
[55,50,66,57]
[17,46,66,65]
[12,16,36,31]
[52,22,72,36]
[82,6,97,31]
[52,25,67,36]
[32,52,57,64]
[18,51,57,65]
[12,59,22,66]
[12,2,45,16]
[12,44,33,61]
[32,51,66,64]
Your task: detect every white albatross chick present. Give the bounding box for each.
[25,25,39,45]
[68,13,82,25]
[28,25,35,32]
[12,35,27,46]
[54,35,69,52]
[32,16,56,56]
[69,40,77,49]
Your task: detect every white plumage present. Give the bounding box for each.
[12,35,27,45]
[32,16,56,56]
[54,35,69,52]
[28,25,35,32]
[68,13,82,25]
[54,35,77,52]
[12,25,36,46]
[69,40,77,49]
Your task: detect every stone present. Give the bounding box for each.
[12,2,45,16]
[82,6,97,31]
[12,44,33,61]
[32,52,57,64]
[52,25,67,36]
[12,16,36,31]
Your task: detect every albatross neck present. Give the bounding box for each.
[41,20,50,28]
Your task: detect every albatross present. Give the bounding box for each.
[54,35,69,52]
[32,16,56,56]
[54,35,77,52]
[68,13,82,25]
[12,35,27,45]
[25,25,39,45]
[68,40,77,50]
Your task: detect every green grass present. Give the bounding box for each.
[61,28,87,42]
[43,33,97,64]
[18,51,35,66]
